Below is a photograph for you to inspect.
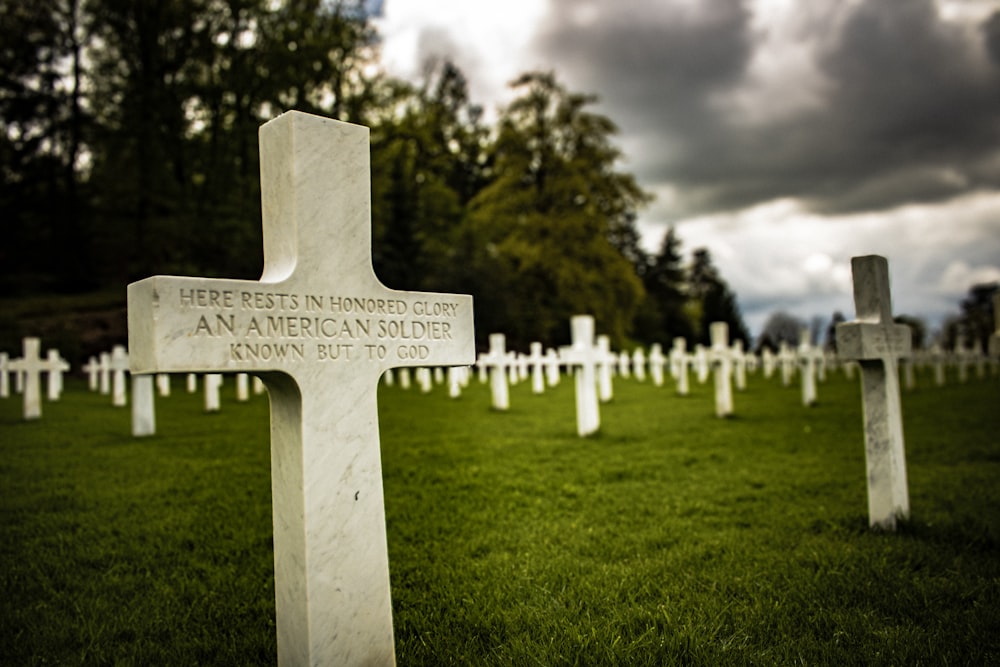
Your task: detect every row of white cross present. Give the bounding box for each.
[7,112,999,666]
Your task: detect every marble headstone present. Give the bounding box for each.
[127,111,474,664]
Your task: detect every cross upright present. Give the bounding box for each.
[528,341,546,394]
[648,343,666,387]
[709,322,734,417]
[836,255,911,530]
[478,333,511,410]
[82,356,100,391]
[595,335,615,402]
[109,344,129,407]
[0,352,9,398]
[670,337,690,395]
[559,315,601,436]
[45,349,70,401]
[9,337,63,420]
[127,111,475,666]
[798,328,818,407]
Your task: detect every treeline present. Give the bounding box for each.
[0,0,749,349]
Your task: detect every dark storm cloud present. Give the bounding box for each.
[534,0,1000,218]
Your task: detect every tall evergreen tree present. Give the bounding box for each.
[633,226,695,344]
[687,248,751,346]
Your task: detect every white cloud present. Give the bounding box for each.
[375,0,551,112]
[640,191,1000,336]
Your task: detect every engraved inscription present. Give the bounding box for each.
[176,288,462,364]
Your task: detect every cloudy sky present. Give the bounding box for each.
[373,0,1000,339]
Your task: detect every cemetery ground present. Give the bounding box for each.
[1,371,998,665]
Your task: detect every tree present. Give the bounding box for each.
[0,0,92,293]
[959,282,998,351]
[687,248,751,347]
[633,226,695,345]
[894,315,927,350]
[369,60,489,291]
[825,311,846,351]
[758,311,805,352]
[465,72,648,348]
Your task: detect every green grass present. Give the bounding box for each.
[1,369,998,665]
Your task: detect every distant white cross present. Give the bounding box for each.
[560,315,601,436]
[836,255,912,530]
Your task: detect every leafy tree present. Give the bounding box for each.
[465,72,648,348]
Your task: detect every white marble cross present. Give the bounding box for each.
[595,335,614,403]
[798,330,818,407]
[45,349,70,401]
[560,315,600,436]
[478,333,511,410]
[109,345,129,407]
[836,255,912,531]
[82,356,100,391]
[98,351,111,394]
[709,322,734,417]
[236,372,250,401]
[8,338,63,420]
[731,340,747,391]
[670,337,690,395]
[127,112,475,665]
[0,352,9,398]
[648,343,666,387]
[778,342,796,386]
[632,347,647,382]
[204,373,222,411]
[528,342,546,394]
[544,348,561,387]
[131,374,156,437]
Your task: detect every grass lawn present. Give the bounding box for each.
[1,368,998,665]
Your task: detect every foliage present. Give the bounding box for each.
[687,248,751,347]
[1,2,749,348]
[633,226,696,346]
[464,72,648,348]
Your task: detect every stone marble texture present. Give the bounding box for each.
[131,373,156,437]
[836,255,912,531]
[127,111,475,666]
